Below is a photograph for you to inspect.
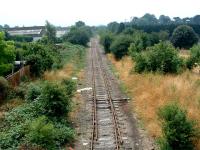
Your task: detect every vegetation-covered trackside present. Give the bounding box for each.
[108,54,200,149]
[0,20,88,149]
[0,80,76,149]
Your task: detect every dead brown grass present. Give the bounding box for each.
[107,54,200,147]
[44,64,74,81]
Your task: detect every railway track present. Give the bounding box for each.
[89,38,133,150]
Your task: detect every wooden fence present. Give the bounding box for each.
[6,65,30,87]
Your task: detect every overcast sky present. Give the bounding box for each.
[0,0,200,27]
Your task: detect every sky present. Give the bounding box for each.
[0,0,200,27]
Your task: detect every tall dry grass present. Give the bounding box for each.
[44,64,74,81]
[107,54,200,147]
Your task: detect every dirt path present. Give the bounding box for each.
[75,38,156,150]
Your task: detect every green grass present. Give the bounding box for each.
[60,42,86,76]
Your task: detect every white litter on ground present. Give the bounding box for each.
[77,87,92,93]
[72,77,78,80]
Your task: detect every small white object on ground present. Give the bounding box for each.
[83,142,88,146]
[77,87,92,93]
[72,77,78,80]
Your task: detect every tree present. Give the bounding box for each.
[110,35,132,59]
[134,42,183,73]
[117,22,125,33]
[138,13,158,25]
[159,15,171,24]
[186,44,200,69]
[171,25,198,49]
[173,17,183,24]
[0,32,15,76]
[75,21,85,27]
[192,15,200,25]
[158,103,198,150]
[100,32,113,53]
[63,26,90,46]
[107,22,120,33]
[45,21,56,43]
[3,24,10,29]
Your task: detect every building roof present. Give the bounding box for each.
[7,26,45,37]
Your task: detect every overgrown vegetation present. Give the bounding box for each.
[187,44,200,69]
[0,20,88,149]
[171,25,198,49]
[158,103,199,150]
[102,13,200,149]
[0,80,76,149]
[134,42,183,74]
[63,21,92,46]
[0,32,15,76]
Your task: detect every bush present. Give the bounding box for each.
[186,44,200,69]
[100,32,113,53]
[63,26,91,46]
[25,83,42,102]
[24,43,57,77]
[158,103,198,150]
[134,42,183,73]
[26,116,56,149]
[0,76,9,102]
[0,32,16,76]
[171,25,198,49]
[110,35,133,59]
[62,79,76,98]
[0,81,75,149]
[39,82,71,119]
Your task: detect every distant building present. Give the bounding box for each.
[6,26,69,41]
[7,26,45,41]
[56,27,69,38]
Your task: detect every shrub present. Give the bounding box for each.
[0,32,16,76]
[134,42,183,73]
[26,116,56,149]
[171,25,198,49]
[39,82,71,119]
[0,76,9,102]
[110,35,133,59]
[100,32,113,53]
[63,26,90,46]
[25,83,42,102]
[24,43,58,77]
[186,44,200,69]
[158,103,198,150]
[62,79,76,98]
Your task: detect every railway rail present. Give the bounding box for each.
[89,38,132,150]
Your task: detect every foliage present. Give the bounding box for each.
[45,21,56,44]
[24,42,58,76]
[26,116,57,149]
[25,83,42,102]
[110,34,133,59]
[26,116,75,149]
[0,76,9,101]
[6,34,33,42]
[75,21,85,27]
[100,32,113,53]
[39,82,71,119]
[0,80,76,149]
[134,42,183,73]
[128,30,152,57]
[186,44,200,69]
[158,103,198,150]
[171,25,198,49]
[0,32,16,76]
[62,79,76,98]
[63,23,92,46]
